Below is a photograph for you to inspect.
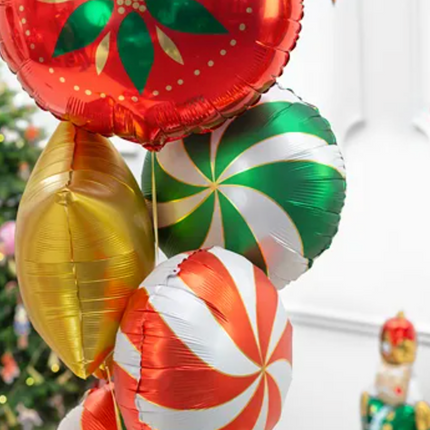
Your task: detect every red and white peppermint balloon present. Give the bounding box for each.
[114,247,292,430]
[58,383,117,430]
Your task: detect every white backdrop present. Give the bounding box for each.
[280,0,430,428]
[3,0,430,428]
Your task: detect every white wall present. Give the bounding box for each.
[279,0,430,428]
[3,0,430,428]
[282,0,430,324]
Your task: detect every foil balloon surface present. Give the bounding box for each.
[0,0,303,149]
[142,86,347,288]
[114,247,293,430]
[16,122,155,379]
[58,383,117,430]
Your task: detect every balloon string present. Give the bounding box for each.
[105,364,123,430]
[151,151,159,265]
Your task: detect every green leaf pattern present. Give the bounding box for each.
[118,12,154,94]
[54,0,114,57]
[146,0,227,34]
[53,0,227,92]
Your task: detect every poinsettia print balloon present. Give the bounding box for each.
[114,247,293,430]
[0,0,303,149]
[142,86,347,288]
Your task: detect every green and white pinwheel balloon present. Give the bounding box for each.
[142,87,346,288]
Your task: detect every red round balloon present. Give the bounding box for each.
[0,0,302,149]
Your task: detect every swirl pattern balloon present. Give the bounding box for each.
[58,383,117,430]
[142,87,346,288]
[114,247,292,430]
[16,122,155,379]
[0,0,302,148]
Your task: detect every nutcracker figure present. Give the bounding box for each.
[361,312,430,430]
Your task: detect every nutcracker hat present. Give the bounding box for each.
[380,312,417,365]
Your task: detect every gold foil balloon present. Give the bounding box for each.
[16,122,154,379]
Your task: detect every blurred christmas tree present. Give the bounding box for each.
[0,71,90,429]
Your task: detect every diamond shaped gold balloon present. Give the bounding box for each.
[16,122,154,379]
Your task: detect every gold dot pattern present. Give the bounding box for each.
[116,0,146,14]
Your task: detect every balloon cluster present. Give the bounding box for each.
[0,0,347,428]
